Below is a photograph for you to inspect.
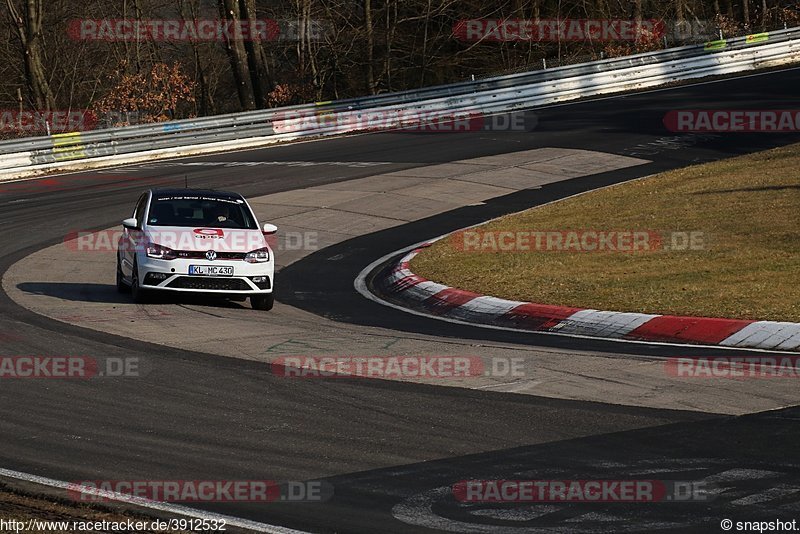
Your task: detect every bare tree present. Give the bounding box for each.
[240,0,272,107]
[5,0,55,110]
[743,0,751,27]
[219,0,256,110]
[0,0,788,120]
[364,0,376,93]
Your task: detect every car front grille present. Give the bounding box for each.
[166,276,251,291]
[176,251,247,260]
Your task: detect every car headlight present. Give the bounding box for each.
[146,243,178,260]
[244,247,270,263]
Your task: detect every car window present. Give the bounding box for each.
[134,193,149,228]
[147,195,257,229]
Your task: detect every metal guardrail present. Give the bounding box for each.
[1,26,799,175]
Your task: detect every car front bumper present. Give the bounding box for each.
[136,255,274,294]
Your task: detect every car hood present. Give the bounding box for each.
[144,226,268,253]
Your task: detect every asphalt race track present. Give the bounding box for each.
[1,68,800,533]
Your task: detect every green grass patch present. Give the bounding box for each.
[410,143,800,321]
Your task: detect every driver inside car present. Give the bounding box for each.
[208,204,236,226]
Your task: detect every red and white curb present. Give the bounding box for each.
[365,245,800,351]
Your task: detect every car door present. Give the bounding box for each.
[121,192,149,277]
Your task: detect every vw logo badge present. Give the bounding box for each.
[205,250,217,261]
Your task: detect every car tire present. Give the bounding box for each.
[251,293,274,311]
[130,259,150,304]
[116,255,130,293]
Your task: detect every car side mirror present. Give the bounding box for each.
[262,223,278,235]
[122,218,139,230]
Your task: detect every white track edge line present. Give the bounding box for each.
[0,467,311,534]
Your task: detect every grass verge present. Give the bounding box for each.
[0,483,189,533]
[410,142,800,321]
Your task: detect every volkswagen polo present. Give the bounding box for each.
[116,189,277,310]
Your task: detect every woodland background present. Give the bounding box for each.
[1,0,798,131]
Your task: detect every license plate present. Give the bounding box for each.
[189,265,234,276]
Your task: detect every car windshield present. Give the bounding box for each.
[147,195,257,229]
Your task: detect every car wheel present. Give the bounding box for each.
[251,293,274,311]
[130,259,150,304]
[116,255,130,293]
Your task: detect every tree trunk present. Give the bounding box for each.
[218,0,256,110]
[194,47,214,116]
[179,0,214,115]
[5,0,56,110]
[419,0,432,87]
[303,0,320,99]
[240,0,272,108]
[382,0,395,91]
[364,0,376,94]
[743,0,750,26]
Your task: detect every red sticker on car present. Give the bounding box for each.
[193,228,224,237]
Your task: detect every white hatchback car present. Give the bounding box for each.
[116,188,277,310]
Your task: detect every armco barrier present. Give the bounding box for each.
[1,26,799,180]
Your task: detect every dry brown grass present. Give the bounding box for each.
[0,485,189,533]
[411,143,800,321]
